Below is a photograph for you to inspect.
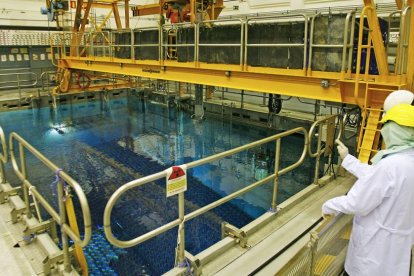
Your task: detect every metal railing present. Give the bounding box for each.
[197,19,245,67]
[396,6,411,74]
[0,127,7,184]
[9,132,92,272]
[104,127,309,267]
[111,29,133,60]
[135,27,161,61]
[87,31,111,58]
[245,14,309,70]
[0,72,38,90]
[39,71,57,94]
[308,115,343,185]
[162,23,195,62]
[49,10,398,77]
[277,213,352,275]
[0,72,38,106]
[308,12,356,73]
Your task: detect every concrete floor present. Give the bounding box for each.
[0,196,80,275]
[0,216,38,275]
[0,195,46,276]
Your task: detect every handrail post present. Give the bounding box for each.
[0,161,5,184]
[57,176,71,272]
[75,32,79,58]
[89,32,94,58]
[271,139,281,211]
[19,143,32,218]
[110,31,113,61]
[159,26,163,63]
[196,23,199,65]
[239,21,244,68]
[244,19,248,70]
[0,127,7,184]
[131,29,134,61]
[309,232,319,275]
[301,15,308,73]
[17,74,21,107]
[313,124,323,185]
[177,192,186,265]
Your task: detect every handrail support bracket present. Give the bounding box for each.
[221,222,249,248]
[23,219,58,244]
[0,184,21,204]
[183,251,202,276]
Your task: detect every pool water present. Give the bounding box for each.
[0,94,314,275]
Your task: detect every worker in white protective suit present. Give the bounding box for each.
[336,90,414,178]
[322,95,414,275]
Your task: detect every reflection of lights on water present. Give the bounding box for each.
[49,123,66,135]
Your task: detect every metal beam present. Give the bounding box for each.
[73,0,84,31]
[80,0,93,34]
[59,57,402,105]
[125,0,130,29]
[96,10,113,31]
[71,0,84,55]
[363,0,390,75]
[88,3,113,8]
[131,3,161,16]
[64,82,136,94]
[112,2,122,29]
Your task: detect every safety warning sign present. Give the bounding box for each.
[166,165,187,197]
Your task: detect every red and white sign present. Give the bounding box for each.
[166,165,187,197]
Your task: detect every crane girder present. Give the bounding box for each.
[58,57,405,106]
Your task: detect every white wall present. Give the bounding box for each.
[0,0,49,27]
[220,0,396,15]
[0,0,398,29]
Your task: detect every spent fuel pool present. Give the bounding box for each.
[0,95,314,275]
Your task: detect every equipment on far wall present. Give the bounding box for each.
[40,0,69,22]
[268,94,282,114]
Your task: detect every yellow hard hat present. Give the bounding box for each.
[380,103,414,127]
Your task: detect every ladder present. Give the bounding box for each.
[357,86,398,163]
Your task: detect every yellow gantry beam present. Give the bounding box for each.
[59,57,404,105]
[395,0,403,9]
[363,0,389,76]
[125,0,129,29]
[132,3,161,16]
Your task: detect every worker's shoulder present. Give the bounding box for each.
[378,149,414,167]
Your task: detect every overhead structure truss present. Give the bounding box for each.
[53,1,412,101]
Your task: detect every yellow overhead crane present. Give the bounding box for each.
[48,0,414,163]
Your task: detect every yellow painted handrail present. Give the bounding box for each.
[354,6,372,109]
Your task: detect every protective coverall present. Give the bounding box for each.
[323,148,414,275]
[340,154,372,179]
